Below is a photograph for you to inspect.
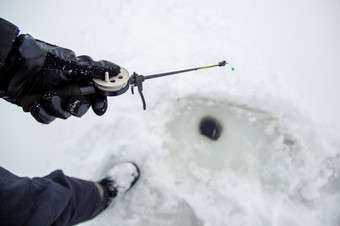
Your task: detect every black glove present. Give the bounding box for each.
[0,31,120,124]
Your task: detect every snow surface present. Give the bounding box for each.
[1,0,340,225]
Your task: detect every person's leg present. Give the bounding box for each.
[45,170,106,225]
[0,167,103,225]
[0,163,139,226]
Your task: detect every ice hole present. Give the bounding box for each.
[199,116,222,141]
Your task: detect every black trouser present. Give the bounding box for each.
[0,167,104,225]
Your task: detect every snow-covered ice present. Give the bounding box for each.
[1,0,340,225]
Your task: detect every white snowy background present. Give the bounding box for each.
[1,0,340,225]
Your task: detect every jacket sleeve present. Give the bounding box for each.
[0,18,19,70]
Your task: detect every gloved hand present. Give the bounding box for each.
[0,33,120,124]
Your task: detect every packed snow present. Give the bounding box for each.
[1,0,340,225]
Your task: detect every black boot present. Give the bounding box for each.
[99,163,140,209]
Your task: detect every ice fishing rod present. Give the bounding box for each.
[20,61,227,111]
[94,60,227,110]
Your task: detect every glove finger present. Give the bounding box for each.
[68,96,91,117]
[41,92,71,119]
[91,95,107,116]
[77,55,121,78]
[30,101,56,124]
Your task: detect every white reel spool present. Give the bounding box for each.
[93,67,130,95]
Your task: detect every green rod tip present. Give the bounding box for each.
[231,67,235,71]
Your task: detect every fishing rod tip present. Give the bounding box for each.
[218,60,227,66]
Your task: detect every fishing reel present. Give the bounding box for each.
[93,67,130,96]
[92,67,147,109]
